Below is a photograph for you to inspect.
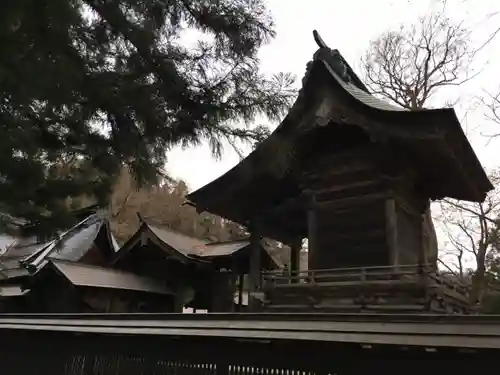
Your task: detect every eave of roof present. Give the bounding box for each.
[193,239,282,269]
[113,223,281,269]
[21,212,111,269]
[197,240,249,257]
[0,285,29,297]
[112,222,209,266]
[49,260,172,296]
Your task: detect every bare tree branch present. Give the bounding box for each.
[435,169,500,303]
[481,88,500,138]
[361,6,479,110]
[112,190,132,218]
[361,3,500,304]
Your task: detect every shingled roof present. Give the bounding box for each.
[114,221,281,270]
[0,211,120,281]
[49,260,172,295]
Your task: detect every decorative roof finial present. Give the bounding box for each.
[313,30,328,49]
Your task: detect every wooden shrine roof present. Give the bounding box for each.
[186,31,493,234]
[0,284,28,297]
[48,260,172,295]
[113,222,209,266]
[0,211,119,281]
[193,239,281,270]
[24,212,119,269]
[114,222,280,271]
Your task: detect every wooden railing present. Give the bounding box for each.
[262,264,469,296]
[0,313,496,374]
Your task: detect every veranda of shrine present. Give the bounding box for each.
[0,31,499,374]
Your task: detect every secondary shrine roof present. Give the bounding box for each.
[0,210,119,280]
[114,221,280,271]
[49,260,172,295]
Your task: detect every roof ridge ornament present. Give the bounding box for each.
[312,30,371,92]
[312,30,350,84]
[313,30,328,49]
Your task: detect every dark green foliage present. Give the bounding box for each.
[0,0,295,236]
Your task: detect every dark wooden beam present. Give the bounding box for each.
[254,195,306,221]
[248,223,262,311]
[248,195,308,244]
[385,198,398,266]
[237,273,244,312]
[307,192,318,270]
[289,238,302,284]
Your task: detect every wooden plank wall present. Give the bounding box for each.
[301,149,391,269]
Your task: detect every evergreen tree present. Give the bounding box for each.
[0,0,295,236]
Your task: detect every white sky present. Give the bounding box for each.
[167,0,500,191]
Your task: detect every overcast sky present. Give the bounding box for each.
[167,0,500,191]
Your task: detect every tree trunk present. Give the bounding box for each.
[470,242,488,306]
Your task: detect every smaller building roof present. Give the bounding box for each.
[0,234,17,256]
[24,211,120,269]
[50,260,172,295]
[200,241,249,257]
[0,258,31,280]
[114,222,281,271]
[114,222,209,266]
[0,285,29,297]
[147,225,209,256]
[0,211,122,283]
[194,239,282,270]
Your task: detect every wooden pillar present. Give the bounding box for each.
[421,206,433,267]
[307,192,318,270]
[248,223,262,311]
[209,271,234,312]
[172,291,183,313]
[385,198,398,266]
[289,238,302,283]
[238,273,244,311]
[229,271,236,312]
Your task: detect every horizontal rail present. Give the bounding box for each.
[262,264,469,294]
[1,314,500,349]
[3,312,500,322]
[262,263,431,276]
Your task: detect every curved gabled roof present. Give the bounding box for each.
[112,221,209,266]
[186,31,492,229]
[114,221,281,270]
[0,211,119,279]
[22,211,119,269]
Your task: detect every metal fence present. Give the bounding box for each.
[0,313,498,375]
